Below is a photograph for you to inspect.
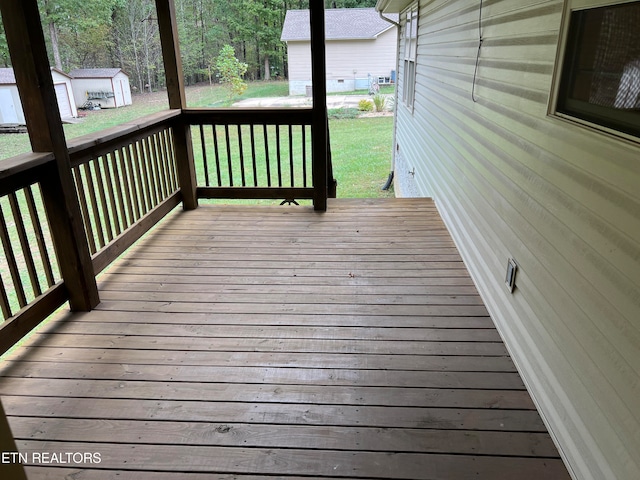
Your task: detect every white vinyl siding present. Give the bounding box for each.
[285,28,398,95]
[70,73,132,109]
[392,1,640,480]
[54,83,72,118]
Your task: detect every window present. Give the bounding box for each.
[402,5,418,109]
[555,0,640,138]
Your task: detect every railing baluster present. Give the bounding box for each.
[8,192,41,297]
[158,131,173,195]
[144,137,160,207]
[166,128,179,191]
[152,133,168,199]
[118,147,136,225]
[129,143,146,218]
[109,151,129,231]
[24,185,55,287]
[0,276,11,319]
[250,125,258,187]
[302,125,308,188]
[276,125,283,187]
[263,124,271,187]
[212,125,222,187]
[289,125,295,187]
[224,125,233,186]
[93,156,114,242]
[199,124,210,187]
[82,163,106,249]
[102,154,122,237]
[136,140,153,212]
[238,125,246,186]
[0,204,26,308]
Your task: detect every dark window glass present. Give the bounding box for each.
[558,2,640,137]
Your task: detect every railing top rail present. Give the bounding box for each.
[67,110,181,162]
[66,110,181,168]
[183,108,313,126]
[0,151,55,197]
[0,151,54,180]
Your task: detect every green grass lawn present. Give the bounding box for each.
[1,80,395,198]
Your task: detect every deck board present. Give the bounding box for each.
[0,199,571,479]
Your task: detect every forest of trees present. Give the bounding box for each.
[0,0,376,93]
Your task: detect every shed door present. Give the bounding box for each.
[54,83,72,118]
[0,88,20,124]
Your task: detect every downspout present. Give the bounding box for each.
[378,11,400,191]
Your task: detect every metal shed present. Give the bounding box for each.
[69,68,132,109]
[0,67,76,126]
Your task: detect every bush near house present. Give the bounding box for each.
[358,99,374,112]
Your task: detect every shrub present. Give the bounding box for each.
[215,45,248,100]
[372,93,387,112]
[358,99,374,112]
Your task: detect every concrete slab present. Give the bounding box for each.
[232,94,391,109]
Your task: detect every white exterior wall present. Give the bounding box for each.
[71,75,131,109]
[286,27,397,95]
[71,78,113,108]
[51,70,77,118]
[0,85,25,124]
[392,1,640,480]
[113,71,132,107]
[1,71,76,124]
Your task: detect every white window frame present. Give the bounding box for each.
[549,0,640,141]
[402,4,418,110]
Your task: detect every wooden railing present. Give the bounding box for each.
[0,108,335,355]
[67,111,182,274]
[0,153,61,324]
[0,111,182,354]
[185,108,316,202]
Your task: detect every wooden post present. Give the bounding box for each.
[155,0,198,210]
[0,400,27,480]
[0,0,99,311]
[309,0,328,211]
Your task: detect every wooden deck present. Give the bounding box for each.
[0,198,570,479]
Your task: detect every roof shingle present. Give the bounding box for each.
[281,8,397,42]
[69,68,125,79]
[0,68,16,84]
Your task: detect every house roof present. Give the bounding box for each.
[69,68,126,79]
[281,8,397,42]
[0,68,16,84]
[0,67,72,84]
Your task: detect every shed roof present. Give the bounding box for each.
[281,8,397,42]
[0,67,72,84]
[69,68,126,79]
[0,68,16,84]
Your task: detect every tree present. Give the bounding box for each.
[38,0,123,70]
[215,44,248,100]
[111,0,163,92]
[0,26,9,67]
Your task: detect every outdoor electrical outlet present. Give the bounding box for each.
[505,258,518,293]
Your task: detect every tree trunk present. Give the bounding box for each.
[264,55,270,81]
[48,21,62,70]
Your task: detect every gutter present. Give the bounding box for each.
[377,7,400,191]
[378,10,399,28]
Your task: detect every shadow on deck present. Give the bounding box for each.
[0,198,570,479]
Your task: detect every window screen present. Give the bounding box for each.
[557,1,640,137]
